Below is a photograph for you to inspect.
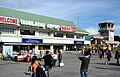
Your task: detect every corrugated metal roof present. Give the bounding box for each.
[85,35,93,40]
[0,7,89,34]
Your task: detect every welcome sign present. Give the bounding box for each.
[0,16,18,25]
[0,16,76,32]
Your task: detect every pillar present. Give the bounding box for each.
[51,32,54,38]
[35,29,39,37]
[95,39,97,45]
[50,45,54,53]
[74,45,77,51]
[17,27,20,36]
[35,45,38,54]
[63,33,66,39]
[74,34,77,39]
[63,45,66,51]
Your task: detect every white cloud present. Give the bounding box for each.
[0,0,42,9]
[115,25,120,36]
[85,27,99,35]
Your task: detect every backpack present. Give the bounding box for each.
[36,65,46,77]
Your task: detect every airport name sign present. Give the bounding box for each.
[20,19,60,30]
[0,16,76,32]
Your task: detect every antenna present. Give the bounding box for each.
[77,18,79,26]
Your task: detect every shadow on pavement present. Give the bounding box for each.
[109,63,120,66]
[91,62,120,66]
[94,66,120,71]
[24,72,30,75]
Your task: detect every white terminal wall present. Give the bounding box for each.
[43,38,73,44]
[0,35,21,42]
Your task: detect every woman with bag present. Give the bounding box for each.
[30,55,39,77]
[105,50,112,65]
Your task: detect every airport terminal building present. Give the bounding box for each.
[0,7,89,57]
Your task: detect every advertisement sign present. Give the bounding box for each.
[93,36,104,39]
[3,45,13,57]
[0,16,18,25]
[71,28,76,32]
[61,26,76,32]
[22,38,43,43]
[74,41,84,44]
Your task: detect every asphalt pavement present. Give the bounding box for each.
[0,51,120,77]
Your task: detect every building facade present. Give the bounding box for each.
[0,7,88,57]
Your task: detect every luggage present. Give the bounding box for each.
[60,61,64,67]
[36,65,46,77]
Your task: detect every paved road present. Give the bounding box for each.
[0,51,120,77]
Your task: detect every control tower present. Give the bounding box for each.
[98,22,115,41]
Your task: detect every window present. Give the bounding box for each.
[20,29,35,35]
[0,28,16,34]
[66,34,74,38]
[54,32,63,37]
[77,35,83,39]
[13,45,35,51]
[39,31,50,36]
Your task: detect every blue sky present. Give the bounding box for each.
[0,0,120,36]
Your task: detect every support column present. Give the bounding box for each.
[74,45,77,51]
[50,45,54,53]
[51,32,54,38]
[35,45,38,54]
[17,27,20,36]
[63,33,66,39]
[63,45,66,51]
[74,34,77,39]
[95,39,97,45]
[35,29,39,37]
[107,23,108,29]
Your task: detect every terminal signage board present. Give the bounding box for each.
[19,19,61,31]
[22,38,43,43]
[0,16,18,25]
[74,41,84,44]
[61,26,76,32]
[0,16,76,33]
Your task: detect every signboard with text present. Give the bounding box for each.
[22,38,43,43]
[0,16,76,33]
[74,41,84,44]
[61,26,76,32]
[0,16,18,25]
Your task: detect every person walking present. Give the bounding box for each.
[78,49,91,77]
[58,50,62,67]
[43,50,53,69]
[115,50,119,64]
[98,50,102,60]
[43,51,53,77]
[52,51,58,67]
[102,49,105,58]
[30,55,39,77]
[105,50,112,65]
